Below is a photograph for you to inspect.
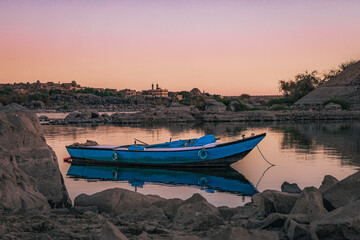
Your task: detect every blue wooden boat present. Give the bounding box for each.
[66,133,266,167]
[66,164,258,196]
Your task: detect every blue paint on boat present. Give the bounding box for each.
[66,133,266,167]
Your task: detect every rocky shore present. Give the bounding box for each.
[1,104,360,240]
[42,100,360,125]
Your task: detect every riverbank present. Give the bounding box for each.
[41,108,360,125]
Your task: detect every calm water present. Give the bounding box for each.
[42,121,360,207]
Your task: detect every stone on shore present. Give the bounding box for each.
[281,181,301,194]
[174,194,223,231]
[252,190,299,217]
[0,103,71,209]
[315,200,360,240]
[322,170,360,210]
[74,188,164,215]
[290,187,328,222]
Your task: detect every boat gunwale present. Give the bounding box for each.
[66,133,266,152]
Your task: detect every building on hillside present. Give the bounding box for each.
[151,83,168,97]
[119,89,136,98]
[168,92,183,100]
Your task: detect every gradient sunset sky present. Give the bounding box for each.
[1,0,360,95]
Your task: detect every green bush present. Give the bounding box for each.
[240,94,250,100]
[266,97,295,106]
[270,104,292,111]
[323,99,350,110]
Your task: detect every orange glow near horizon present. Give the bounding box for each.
[1,1,360,95]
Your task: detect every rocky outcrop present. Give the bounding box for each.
[0,103,71,209]
[0,153,50,212]
[295,60,360,110]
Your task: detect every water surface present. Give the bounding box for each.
[42,121,360,207]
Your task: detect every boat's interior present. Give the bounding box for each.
[137,135,216,149]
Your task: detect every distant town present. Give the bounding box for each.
[0,80,281,101]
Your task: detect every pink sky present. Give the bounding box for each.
[1,0,360,95]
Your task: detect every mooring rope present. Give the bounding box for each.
[255,165,274,189]
[257,145,275,166]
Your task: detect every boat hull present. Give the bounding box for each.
[66,133,265,167]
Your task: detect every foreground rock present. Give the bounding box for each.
[323,170,360,210]
[252,190,299,217]
[1,171,360,239]
[75,188,163,215]
[0,104,71,209]
[315,200,360,240]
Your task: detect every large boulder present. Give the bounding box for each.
[0,104,71,208]
[315,200,360,240]
[319,175,339,193]
[205,99,227,113]
[74,188,163,215]
[323,170,360,210]
[174,194,223,231]
[252,190,299,217]
[290,187,328,222]
[0,153,51,212]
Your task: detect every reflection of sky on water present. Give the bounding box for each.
[42,121,359,207]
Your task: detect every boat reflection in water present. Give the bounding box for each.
[66,161,258,196]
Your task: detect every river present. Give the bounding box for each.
[42,121,360,207]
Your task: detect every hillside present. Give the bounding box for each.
[295,60,360,109]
